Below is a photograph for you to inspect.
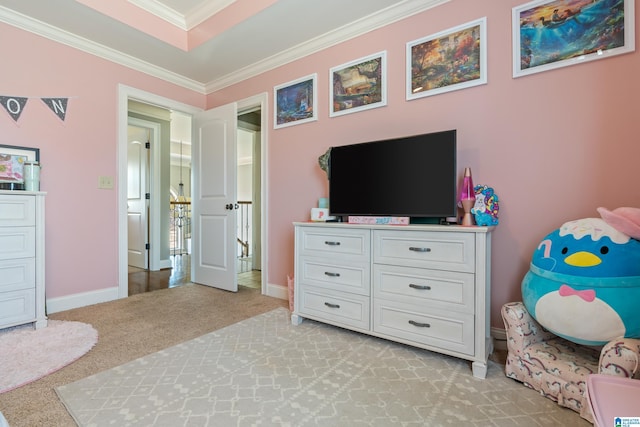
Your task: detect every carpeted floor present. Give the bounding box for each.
[55,308,589,426]
[0,283,589,426]
[0,284,287,427]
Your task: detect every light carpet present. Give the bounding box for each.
[56,308,588,426]
[0,320,98,394]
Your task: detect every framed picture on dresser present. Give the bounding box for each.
[0,144,39,189]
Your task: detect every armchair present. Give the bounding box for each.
[501,302,640,422]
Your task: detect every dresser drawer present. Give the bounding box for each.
[0,195,35,226]
[297,226,370,261]
[373,230,474,272]
[0,289,36,327]
[0,227,36,260]
[298,256,369,295]
[298,286,370,330]
[373,264,474,312]
[373,300,474,355]
[0,258,35,292]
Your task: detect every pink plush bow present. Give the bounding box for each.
[559,284,596,302]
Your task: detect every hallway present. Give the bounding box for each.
[128,255,261,296]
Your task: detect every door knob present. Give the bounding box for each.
[225,203,233,210]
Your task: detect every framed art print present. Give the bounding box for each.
[0,143,39,186]
[407,17,487,100]
[513,0,635,77]
[274,74,317,129]
[330,51,387,117]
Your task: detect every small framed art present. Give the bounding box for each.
[513,0,635,77]
[330,51,387,117]
[274,74,317,129]
[0,144,39,190]
[407,17,487,100]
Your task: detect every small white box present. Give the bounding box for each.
[311,208,335,222]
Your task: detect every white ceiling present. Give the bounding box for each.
[0,0,448,94]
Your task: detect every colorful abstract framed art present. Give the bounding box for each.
[513,0,635,78]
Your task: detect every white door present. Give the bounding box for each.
[127,125,149,269]
[191,103,238,291]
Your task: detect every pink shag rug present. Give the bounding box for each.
[0,320,98,394]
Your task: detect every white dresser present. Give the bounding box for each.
[292,222,493,378]
[0,191,47,330]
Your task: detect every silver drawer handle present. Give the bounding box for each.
[324,302,340,309]
[408,320,431,328]
[324,241,341,246]
[409,247,431,253]
[324,272,341,277]
[409,284,431,290]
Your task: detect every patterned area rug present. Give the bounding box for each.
[56,308,588,426]
[0,320,98,394]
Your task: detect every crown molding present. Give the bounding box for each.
[1,0,449,96]
[184,0,236,30]
[205,0,449,92]
[0,5,207,94]
[128,0,186,29]
[128,0,236,31]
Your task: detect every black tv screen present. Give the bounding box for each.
[329,130,457,218]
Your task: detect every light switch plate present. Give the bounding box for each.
[98,176,114,189]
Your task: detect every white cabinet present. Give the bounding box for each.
[0,191,47,329]
[292,222,493,378]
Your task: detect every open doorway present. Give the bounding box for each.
[118,86,270,299]
[237,107,262,289]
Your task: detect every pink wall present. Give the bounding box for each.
[1,0,638,329]
[0,23,203,299]
[208,0,640,328]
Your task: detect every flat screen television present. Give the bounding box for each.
[328,130,457,219]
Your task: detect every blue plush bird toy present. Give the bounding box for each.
[522,207,640,346]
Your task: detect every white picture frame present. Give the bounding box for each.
[329,51,387,117]
[513,0,635,78]
[273,73,317,129]
[407,17,487,100]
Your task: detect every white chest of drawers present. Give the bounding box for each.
[0,191,47,330]
[292,222,493,378]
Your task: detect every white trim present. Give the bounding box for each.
[206,0,450,92]
[236,92,269,295]
[266,283,288,301]
[129,0,236,31]
[0,1,449,94]
[118,84,202,299]
[491,326,507,351]
[0,5,205,94]
[47,287,119,314]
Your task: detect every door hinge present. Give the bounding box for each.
[145,193,150,200]
[145,142,150,149]
[145,243,150,250]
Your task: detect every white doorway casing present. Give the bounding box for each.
[117,85,276,300]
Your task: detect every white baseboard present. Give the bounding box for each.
[266,282,288,300]
[491,326,507,351]
[47,282,289,315]
[46,287,120,314]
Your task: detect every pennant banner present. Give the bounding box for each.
[0,96,28,122]
[0,95,71,123]
[41,98,68,121]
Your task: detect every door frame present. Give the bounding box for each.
[236,93,268,294]
[117,85,270,299]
